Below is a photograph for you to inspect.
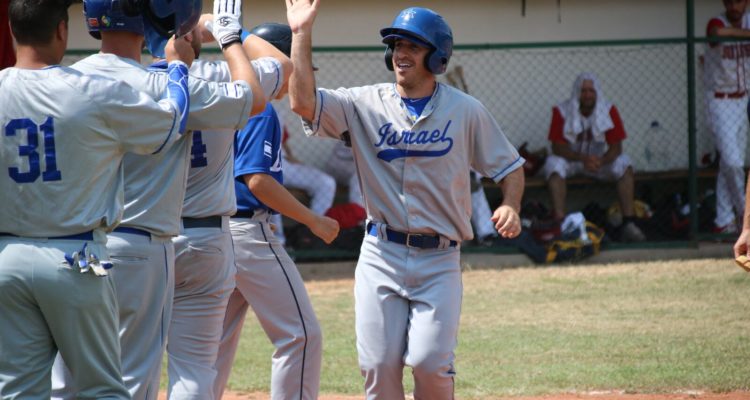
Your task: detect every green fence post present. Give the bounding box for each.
[687,0,698,245]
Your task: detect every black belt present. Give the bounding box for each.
[232,209,257,219]
[0,231,94,241]
[182,216,223,229]
[113,227,151,237]
[366,222,457,249]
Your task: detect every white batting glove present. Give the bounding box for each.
[212,0,242,49]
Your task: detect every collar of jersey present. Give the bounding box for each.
[148,60,169,70]
[93,52,146,70]
[391,82,441,124]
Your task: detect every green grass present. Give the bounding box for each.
[218,258,750,398]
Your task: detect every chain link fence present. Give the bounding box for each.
[61,37,747,258]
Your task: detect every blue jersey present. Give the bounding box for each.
[234,103,283,213]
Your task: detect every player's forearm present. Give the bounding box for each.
[551,142,582,162]
[223,43,266,116]
[242,34,294,87]
[246,174,318,227]
[289,31,317,121]
[498,168,524,213]
[601,142,622,165]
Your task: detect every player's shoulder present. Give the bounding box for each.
[437,83,484,109]
[707,14,727,29]
[68,66,148,105]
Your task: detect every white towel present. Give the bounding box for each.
[555,72,615,144]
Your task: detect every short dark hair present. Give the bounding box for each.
[9,0,72,45]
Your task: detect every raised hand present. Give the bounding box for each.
[165,34,196,66]
[285,0,320,33]
[212,0,242,49]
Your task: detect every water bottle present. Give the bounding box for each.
[643,120,670,171]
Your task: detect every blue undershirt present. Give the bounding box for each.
[402,95,432,119]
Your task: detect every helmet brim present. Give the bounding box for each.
[381,31,431,49]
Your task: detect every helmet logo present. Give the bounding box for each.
[217,16,231,27]
[402,9,417,22]
[88,17,99,28]
[101,15,111,27]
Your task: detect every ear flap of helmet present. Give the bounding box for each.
[384,45,394,71]
[427,50,448,74]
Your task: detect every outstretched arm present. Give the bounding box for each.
[209,0,266,115]
[286,0,320,121]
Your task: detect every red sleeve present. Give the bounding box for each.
[0,0,15,70]
[605,106,626,144]
[548,107,567,144]
[706,18,726,48]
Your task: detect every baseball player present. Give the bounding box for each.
[212,22,339,400]
[164,16,292,400]
[286,2,525,399]
[49,0,283,398]
[704,0,750,234]
[0,0,192,397]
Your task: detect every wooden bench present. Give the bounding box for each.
[482,168,719,189]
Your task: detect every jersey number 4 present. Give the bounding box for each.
[4,117,62,183]
[190,130,208,168]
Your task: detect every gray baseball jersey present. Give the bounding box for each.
[0,66,185,237]
[71,53,256,236]
[303,82,523,241]
[0,64,185,399]
[182,58,284,218]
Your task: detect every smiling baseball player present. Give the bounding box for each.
[49,0,283,398]
[0,0,192,397]
[286,2,525,398]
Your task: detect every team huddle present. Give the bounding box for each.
[0,0,524,399]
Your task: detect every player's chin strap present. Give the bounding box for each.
[62,242,113,277]
[161,61,190,134]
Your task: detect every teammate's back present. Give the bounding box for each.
[0,66,184,237]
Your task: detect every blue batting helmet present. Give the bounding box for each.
[83,0,145,39]
[380,7,453,74]
[136,0,202,57]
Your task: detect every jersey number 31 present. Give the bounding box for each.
[4,117,62,183]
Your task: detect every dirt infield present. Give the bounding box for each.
[159,390,750,400]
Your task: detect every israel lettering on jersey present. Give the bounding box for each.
[374,120,453,161]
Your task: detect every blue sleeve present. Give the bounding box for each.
[233,113,280,180]
[162,61,190,134]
